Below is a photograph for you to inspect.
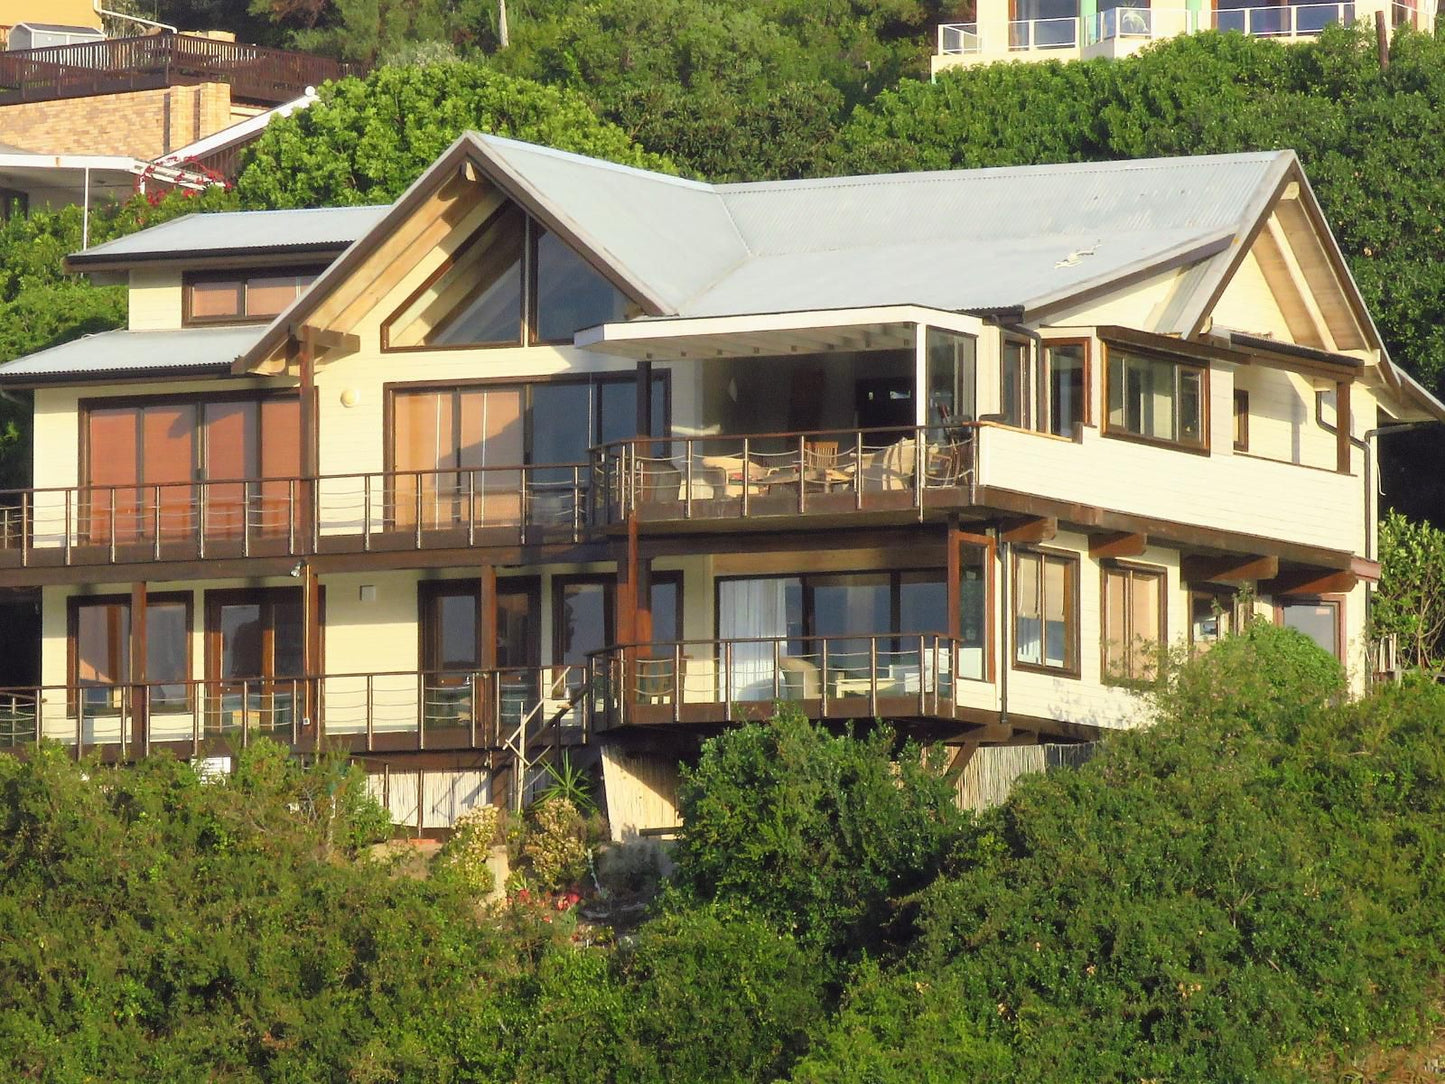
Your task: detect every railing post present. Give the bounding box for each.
[193,684,201,758]
[723,641,732,717]
[772,638,781,701]
[572,465,582,543]
[469,672,479,748]
[414,475,423,550]
[366,674,374,750]
[820,638,829,715]
[108,487,117,562]
[685,439,694,520]
[518,465,528,546]
[63,489,72,565]
[741,436,751,517]
[417,671,425,750]
[20,491,29,568]
[919,634,927,716]
[153,485,162,559]
[798,434,807,516]
[869,637,879,719]
[673,642,683,724]
[467,470,477,546]
[75,691,83,757]
[854,432,864,511]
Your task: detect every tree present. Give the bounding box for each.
[234,62,672,208]
[1372,510,1445,670]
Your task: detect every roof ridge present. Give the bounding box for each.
[472,132,716,192]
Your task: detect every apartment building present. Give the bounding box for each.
[934,0,1433,72]
[0,135,1436,833]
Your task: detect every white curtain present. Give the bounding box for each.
[718,579,793,701]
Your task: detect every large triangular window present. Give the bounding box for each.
[382,203,637,351]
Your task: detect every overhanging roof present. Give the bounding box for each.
[0,325,266,385]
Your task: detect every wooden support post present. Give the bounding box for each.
[946,515,962,640]
[1376,9,1389,71]
[302,562,322,744]
[1335,380,1352,475]
[298,333,318,556]
[479,564,498,670]
[618,516,640,647]
[636,360,654,441]
[129,580,147,755]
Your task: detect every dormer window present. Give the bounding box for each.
[183,269,322,326]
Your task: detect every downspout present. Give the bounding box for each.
[93,1,178,34]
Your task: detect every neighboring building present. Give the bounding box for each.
[0,135,1437,834]
[934,0,1434,72]
[0,30,357,168]
[0,2,100,48]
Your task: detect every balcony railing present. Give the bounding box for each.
[1009,16,1081,49]
[938,22,984,53]
[592,425,977,528]
[0,666,588,757]
[0,32,363,106]
[0,464,591,570]
[1211,1,1352,36]
[1086,6,1207,43]
[588,633,988,730]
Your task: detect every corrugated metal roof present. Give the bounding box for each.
[473,135,1291,318]
[0,325,265,381]
[69,204,389,265]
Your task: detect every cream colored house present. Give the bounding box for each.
[934,0,1432,72]
[0,136,1437,833]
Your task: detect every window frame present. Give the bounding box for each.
[66,591,194,716]
[1101,342,1211,454]
[182,266,324,327]
[1275,595,1345,662]
[1040,337,1091,440]
[1100,560,1167,684]
[552,571,684,662]
[1233,389,1249,452]
[203,586,321,684]
[417,576,543,674]
[999,335,1034,430]
[1011,547,1080,678]
[1188,586,1237,652]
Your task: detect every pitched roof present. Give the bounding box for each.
[0,325,265,383]
[67,204,388,268]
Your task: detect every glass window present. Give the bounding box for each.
[210,590,305,680]
[1001,339,1031,428]
[1102,564,1165,682]
[1280,599,1341,660]
[927,328,977,427]
[1233,390,1249,451]
[533,228,632,343]
[72,595,191,712]
[1043,342,1086,439]
[556,579,613,667]
[1014,550,1077,672]
[185,271,319,324]
[1106,348,1207,449]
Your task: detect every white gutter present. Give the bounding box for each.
[152,89,318,168]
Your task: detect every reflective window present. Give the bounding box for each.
[1102,564,1164,682]
[533,227,631,342]
[1106,348,1207,449]
[1014,550,1077,672]
[1280,599,1341,660]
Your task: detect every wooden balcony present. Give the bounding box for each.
[592,425,978,532]
[0,464,592,574]
[0,33,363,106]
[0,666,589,761]
[587,633,1000,735]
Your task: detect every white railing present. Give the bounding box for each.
[938,22,983,53]
[1009,16,1081,49]
[1087,6,1204,43]
[1212,1,1353,37]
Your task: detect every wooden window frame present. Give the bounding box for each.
[1187,585,1237,652]
[1101,342,1211,455]
[1040,336,1092,440]
[182,267,324,327]
[1274,595,1345,663]
[382,372,672,478]
[999,335,1034,430]
[66,591,193,715]
[417,576,543,673]
[1011,547,1080,678]
[1100,560,1167,684]
[1233,389,1249,452]
[553,571,684,661]
[203,586,323,683]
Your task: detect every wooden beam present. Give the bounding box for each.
[479,564,497,670]
[1262,569,1358,597]
[946,516,962,640]
[1335,379,1352,474]
[130,580,147,754]
[1264,215,1338,352]
[1181,553,1280,585]
[1089,531,1147,560]
[292,324,361,359]
[942,740,978,784]
[1000,516,1057,545]
[298,333,318,554]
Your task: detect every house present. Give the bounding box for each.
[934,0,1434,73]
[0,134,1438,834]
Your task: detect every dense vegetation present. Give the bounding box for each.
[4,623,1443,1080]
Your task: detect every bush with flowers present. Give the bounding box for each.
[432,803,502,899]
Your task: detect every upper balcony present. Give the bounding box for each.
[0,32,363,107]
[934,0,1390,72]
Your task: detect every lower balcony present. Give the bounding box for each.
[0,667,589,759]
[587,633,998,734]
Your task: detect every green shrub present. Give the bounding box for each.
[670,707,965,961]
[434,803,502,898]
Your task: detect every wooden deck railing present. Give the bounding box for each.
[0,33,363,105]
[587,632,988,730]
[592,424,978,527]
[0,463,592,569]
[0,666,589,758]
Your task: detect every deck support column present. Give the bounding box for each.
[129,580,147,757]
[298,330,319,557]
[946,515,962,641]
[302,561,322,747]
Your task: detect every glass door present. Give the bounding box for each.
[206,589,306,740]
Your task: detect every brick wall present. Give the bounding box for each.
[0,83,234,158]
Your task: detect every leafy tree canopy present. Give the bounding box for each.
[234,62,672,208]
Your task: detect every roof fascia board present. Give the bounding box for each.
[464,134,674,317]
[233,136,484,375]
[1020,229,1236,322]
[66,248,350,274]
[0,365,239,390]
[1176,152,1299,339]
[1097,324,1249,366]
[574,305,987,349]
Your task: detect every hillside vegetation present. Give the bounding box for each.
[3,622,1443,1081]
